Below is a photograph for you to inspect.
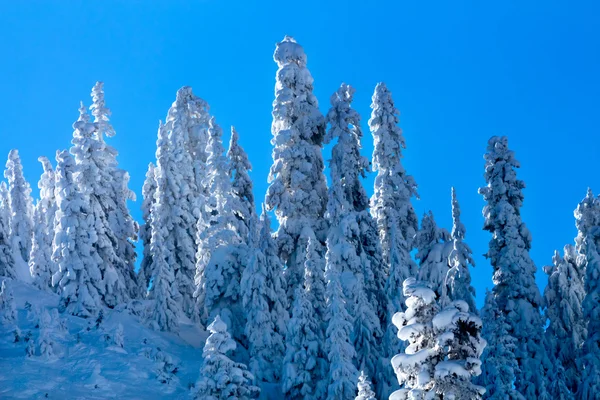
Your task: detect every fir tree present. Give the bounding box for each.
[0,182,15,279]
[5,149,34,269]
[149,122,182,333]
[227,126,255,241]
[369,82,419,396]
[445,188,477,312]
[0,279,17,325]
[29,156,57,291]
[265,36,328,305]
[478,136,550,398]
[138,162,156,296]
[241,206,287,383]
[415,211,451,302]
[355,371,376,400]
[193,315,259,400]
[53,149,103,318]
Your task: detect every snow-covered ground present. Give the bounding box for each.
[0,279,209,399]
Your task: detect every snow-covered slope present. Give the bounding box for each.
[0,279,208,399]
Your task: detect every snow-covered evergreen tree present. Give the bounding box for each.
[113,323,124,348]
[369,82,419,396]
[282,235,328,399]
[479,291,523,400]
[543,245,585,394]
[193,315,259,400]
[355,371,376,400]
[478,136,550,398]
[138,162,156,296]
[325,83,381,381]
[0,279,17,325]
[265,36,328,305]
[415,211,451,302]
[324,235,358,400]
[149,122,182,333]
[29,156,57,291]
[90,82,139,300]
[5,149,34,272]
[241,206,287,383]
[38,309,55,360]
[228,126,255,241]
[194,118,246,342]
[575,189,600,399]
[52,149,103,318]
[391,278,485,399]
[159,87,203,318]
[0,182,15,279]
[445,188,477,312]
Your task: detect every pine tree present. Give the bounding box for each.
[0,182,15,279]
[355,371,376,400]
[89,82,139,300]
[543,245,585,394]
[415,211,451,302]
[369,82,419,396]
[138,162,156,296]
[575,190,600,399]
[159,87,203,318]
[479,291,523,400]
[0,280,17,325]
[445,188,477,312]
[5,149,34,270]
[282,235,328,399]
[52,149,103,318]
[193,315,259,400]
[265,36,328,305]
[194,118,246,342]
[149,122,182,333]
[391,279,485,399]
[228,126,255,241]
[38,309,55,360]
[325,83,381,381]
[241,206,287,383]
[29,156,57,291]
[478,136,550,398]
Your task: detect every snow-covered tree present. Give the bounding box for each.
[416,211,451,302]
[0,183,15,279]
[52,149,103,318]
[241,206,287,383]
[444,188,477,312]
[29,156,57,291]
[391,278,485,400]
[113,323,124,348]
[38,309,55,360]
[355,371,376,400]
[193,315,259,400]
[194,118,246,342]
[228,126,255,241]
[149,122,182,333]
[575,190,600,399]
[0,280,17,325]
[90,82,139,300]
[5,149,34,271]
[282,235,328,399]
[138,163,156,296]
[543,245,585,394]
[159,87,204,318]
[478,136,550,398]
[324,235,359,400]
[369,82,419,396]
[265,36,328,304]
[479,291,523,400]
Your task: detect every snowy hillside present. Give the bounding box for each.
[0,279,209,399]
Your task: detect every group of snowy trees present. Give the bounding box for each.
[1,35,599,399]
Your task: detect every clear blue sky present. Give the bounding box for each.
[2,1,599,307]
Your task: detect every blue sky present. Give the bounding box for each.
[1,1,599,307]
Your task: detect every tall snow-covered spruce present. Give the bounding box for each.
[53,148,103,318]
[227,126,256,240]
[415,211,451,302]
[478,136,549,398]
[29,156,57,291]
[369,82,419,396]
[575,189,600,399]
[5,149,34,278]
[265,36,328,305]
[137,162,156,296]
[0,182,15,279]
